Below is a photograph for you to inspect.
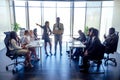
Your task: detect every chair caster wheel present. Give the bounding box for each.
[12,69,16,74]
[6,66,8,71]
[114,61,117,66]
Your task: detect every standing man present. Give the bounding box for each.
[53,17,64,56]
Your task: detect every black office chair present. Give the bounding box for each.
[4,32,24,74]
[104,32,119,66]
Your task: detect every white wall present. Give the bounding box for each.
[0,0,11,50]
[112,0,120,53]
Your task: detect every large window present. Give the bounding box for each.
[29,1,42,36]
[11,1,114,41]
[15,7,26,28]
[73,2,86,36]
[100,1,113,42]
[43,2,56,31]
[57,2,70,36]
[86,2,101,29]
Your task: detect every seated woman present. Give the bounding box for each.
[21,30,39,61]
[8,31,33,68]
[33,28,40,40]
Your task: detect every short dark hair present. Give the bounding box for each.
[109,27,115,34]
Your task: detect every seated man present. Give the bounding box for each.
[67,30,86,60]
[72,30,86,60]
[79,28,104,72]
[103,27,118,53]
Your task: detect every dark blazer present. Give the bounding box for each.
[40,25,52,39]
[104,33,118,53]
[75,32,86,42]
[87,36,104,59]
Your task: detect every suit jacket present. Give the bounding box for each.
[76,32,86,42]
[87,36,104,59]
[53,23,64,35]
[104,33,118,53]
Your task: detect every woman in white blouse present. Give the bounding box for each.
[21,30,39,61]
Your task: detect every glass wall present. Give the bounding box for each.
[100,1,113,42]
[28,1,42,35]
[73,2,86,37]
[57,2,70,36]
[86,1,101,30]
[43,1,56,33]
[10,1,114,41]
[14,1,26,28]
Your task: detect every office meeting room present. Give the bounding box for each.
[0,0,120,80]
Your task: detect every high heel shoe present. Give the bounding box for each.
[24,61,29,67]
[45,52,49,56]
[29,63,34,68]
[50,51,52,55]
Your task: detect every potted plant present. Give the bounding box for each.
[12,23,21,32]
[84,26,89,35]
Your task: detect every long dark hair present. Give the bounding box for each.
[10,31,17,42]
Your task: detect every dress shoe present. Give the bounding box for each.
[80,69,88,73]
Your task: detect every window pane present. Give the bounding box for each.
[43,8,56,31]
[28,1,41,7]
[87,1,101,7]
[86,8,101,30]
[74,2,86,7]
[29,8,41,35]
[15,7,26,29]
[43,1,56,7]
[15,1,25,6]
[100,7,113,42]
[57,2,70,8]
[102,1,114,7]
[57,8,70,36]
[74,8,85,36]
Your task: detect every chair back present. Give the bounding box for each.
[4,32,15,59]
[116,32,119,51]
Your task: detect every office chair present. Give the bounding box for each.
[4,32,24,74]
[104,32,119,66]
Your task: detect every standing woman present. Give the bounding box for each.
[36,21,52,56]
